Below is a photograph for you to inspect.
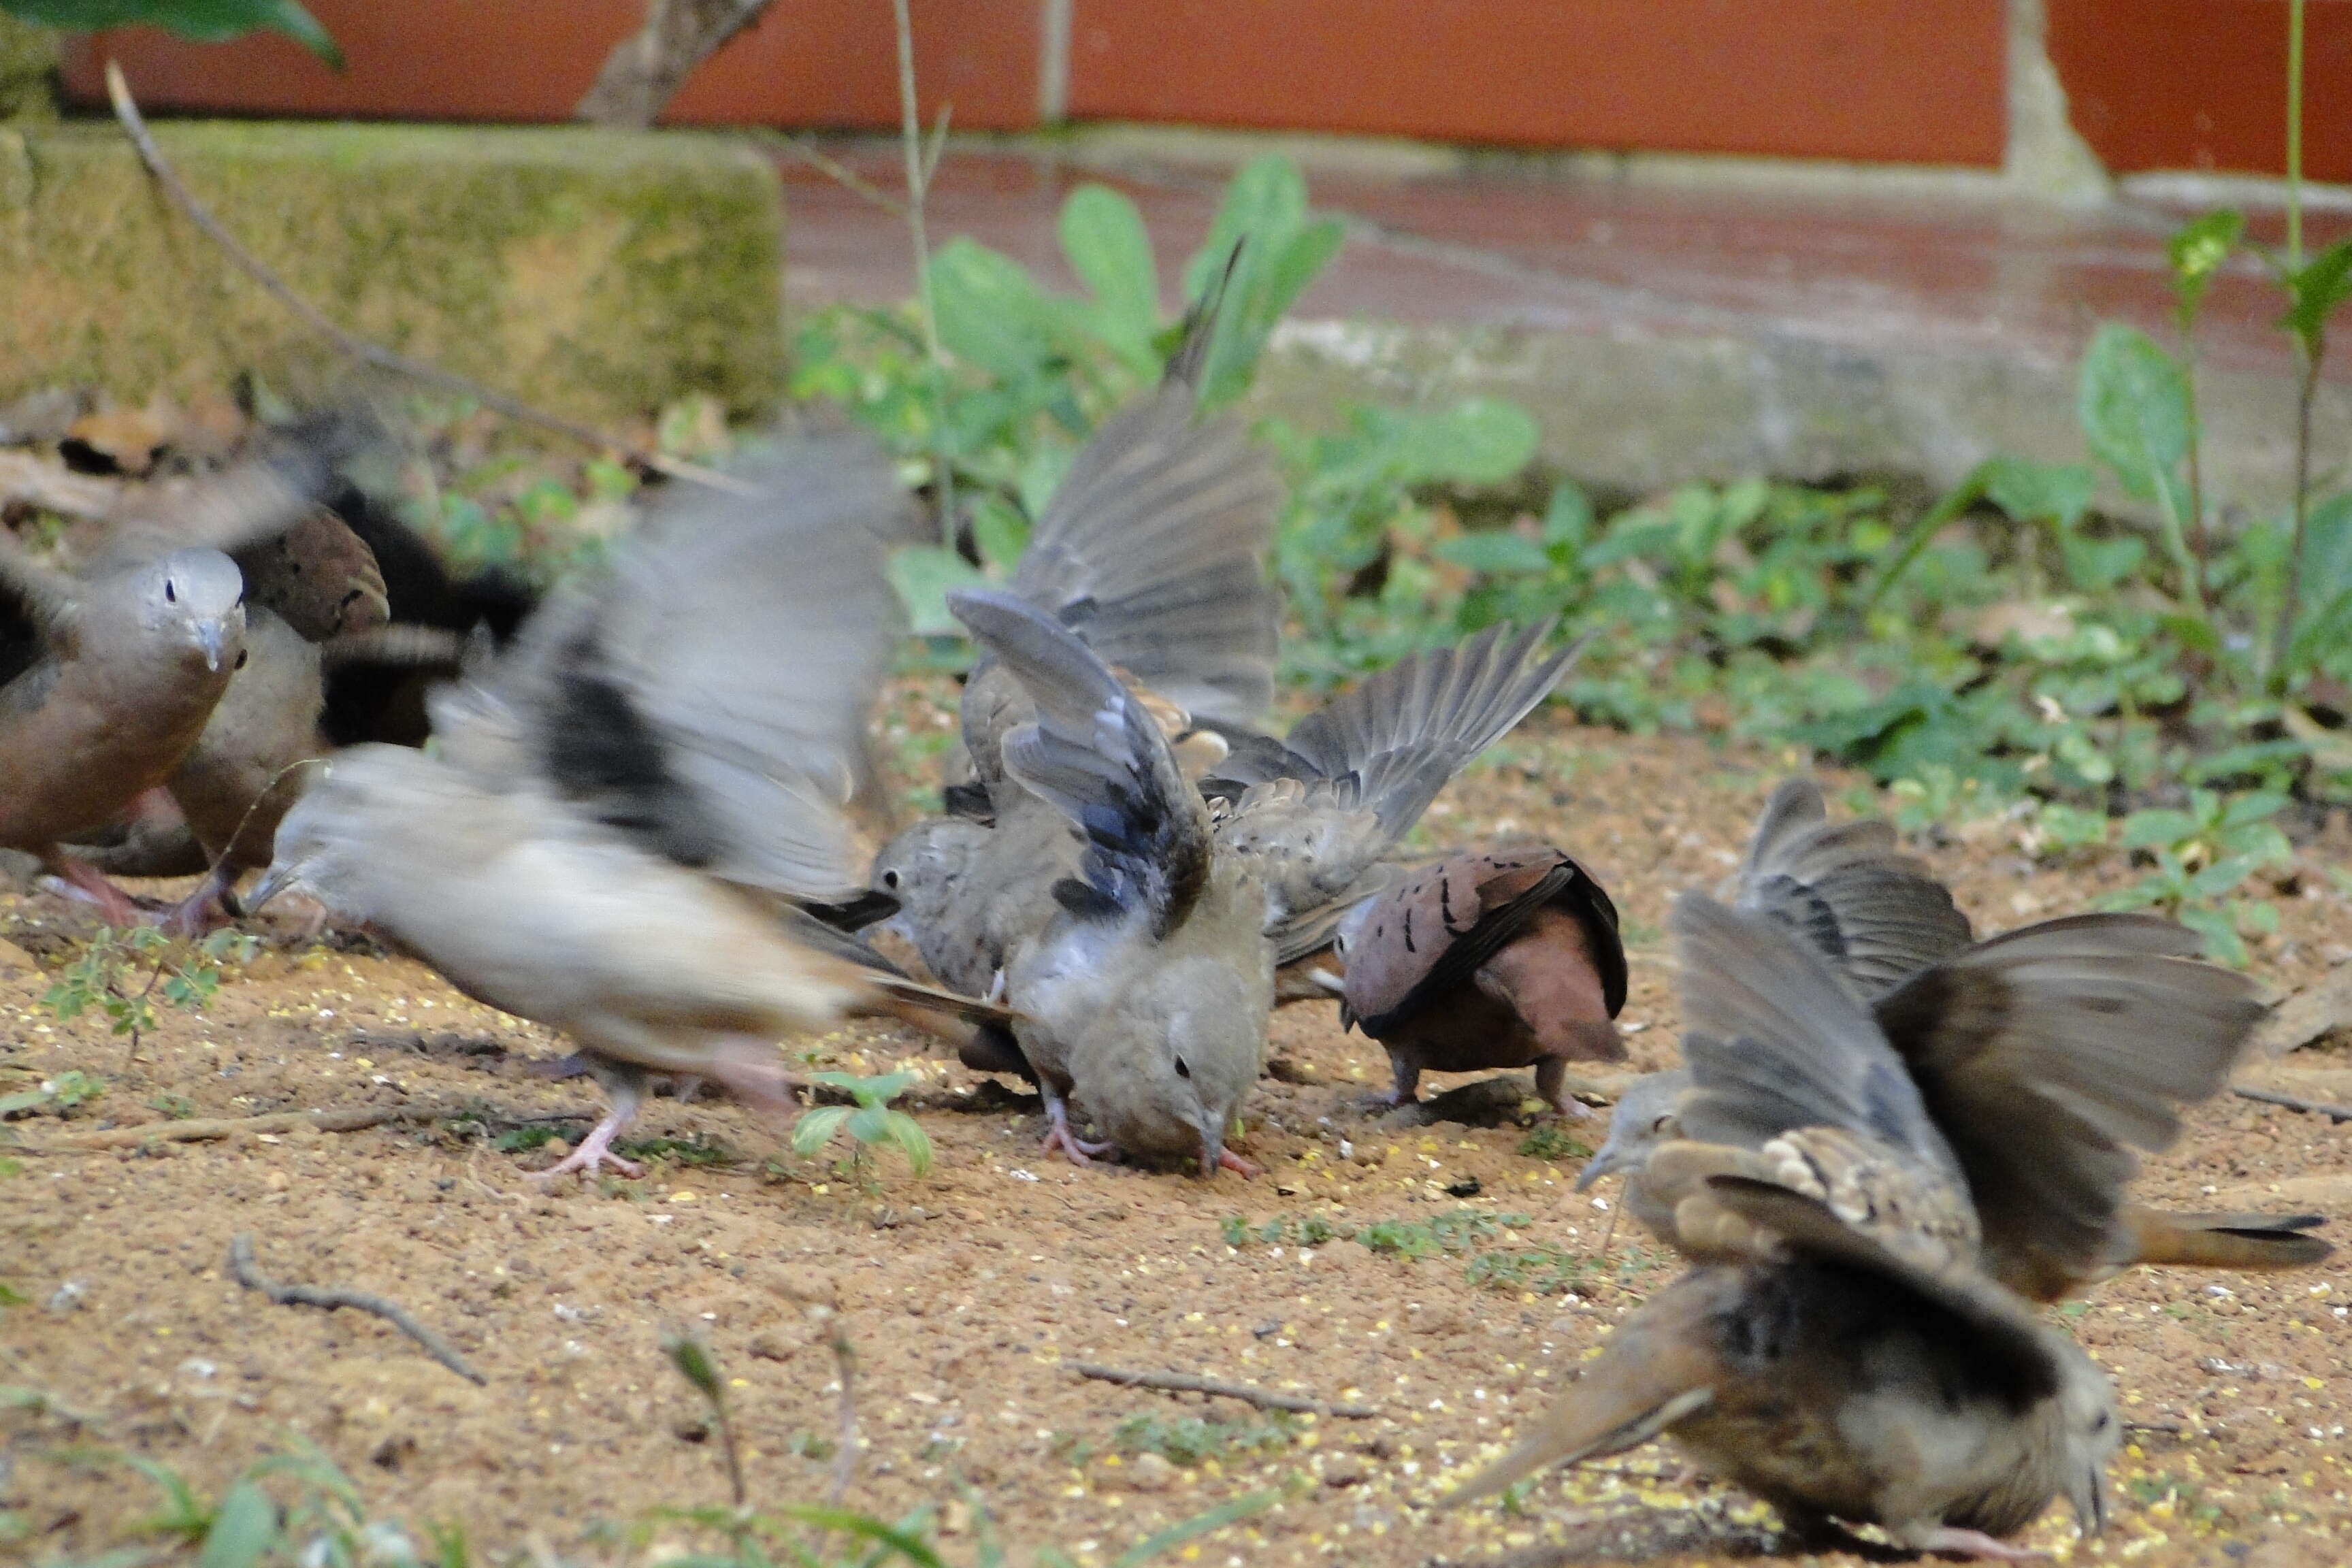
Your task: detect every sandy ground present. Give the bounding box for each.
[4,703,2350,1567]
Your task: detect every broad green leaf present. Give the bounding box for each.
[929,238,1072,387]
[1059,184,1161,376]
[2281,236,2352,350]
[2187,853,2264,900]
[1981,456,2095,529]
[885,1111,934,1177]
[846,1105,893,1144]
[2166,210,2244,324]
[2117,808,2198,849]
[195,1480,276,1568]
[2176,904,2249,967]
[789,1106,852,1159]
[13,0,343,66]
[886,545,987,637]
[2077,324,2192,516]
[1181,155,1345,408]
[1433,531,1552,575]
[860,1071,919,1105]
[1390,398,1539,486]
[1541,480,1595,546]
[2217,790,2290,830]
[2060,531,2147,593]
[969,495,1031,574]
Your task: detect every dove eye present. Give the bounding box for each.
[234,650,249,671]
[1173,1056,1192,1079]
[164,581,177,604]
[881,868,901,890]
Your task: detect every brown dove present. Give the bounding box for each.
[1334,845,1626,1117]
[1448,894,2120,1560]
[1,424,348,924]
[252,428,1010,1179]
[1583,776,2320,1298]
[951,589,1579,1175]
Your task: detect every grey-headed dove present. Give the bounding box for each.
[950,589,1580,1176]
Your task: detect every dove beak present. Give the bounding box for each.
[197,619,230,672]
[2075,1466,2110,1537]
[1573,1141,1627,1192]
[1200,1135,1220,1181]
[804,888,902,931]
[246,861,302,914]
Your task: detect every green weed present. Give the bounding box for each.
[791,1071,933,1179]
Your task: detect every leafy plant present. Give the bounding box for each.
[1516,1126,1592,1162]
[791,1071,933,1179]
[1466,1245,1595,1296]
[39,926,256,1054]
[1111,1411,1297,1469]
[2,0,342,67]
[2102,789,2293,965]
[0,1068,107,1120]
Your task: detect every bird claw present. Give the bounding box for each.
[1907,1526,2047,1561]
[1041,1106,1117,1166]
[1213,1147,1264,1179]
[527,1118,644,1181]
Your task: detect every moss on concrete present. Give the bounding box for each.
[0,122,783,425]
[0,16,59,122]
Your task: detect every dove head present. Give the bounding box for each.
[1575,1069,1688,1192]
[2051,1337,2121,1537]
[248,744,448,918]
[131,549,247,675]
[1079,978,1262,1178]
[870,816,987,941]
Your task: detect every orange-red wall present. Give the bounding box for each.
[52,0,2348,178]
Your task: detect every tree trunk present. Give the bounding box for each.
[575,0,773,128]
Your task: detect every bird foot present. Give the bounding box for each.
[1041,1107,1117,1167]
[528,1116,645,1181]
[40,861,158,929]
[1906,1526,2046,1561]
[1213,1147,1264,1179]
[157,888,234,938]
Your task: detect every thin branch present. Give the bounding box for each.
[104,63,755,497]
[1067,1362,1378,1419]
[2234,1085,2352,1122]
[827,1321,859,1505]
[11,1102,399,1153]
[229,1232,486,1384]
[755,131,907,217]
[888,0,958,551]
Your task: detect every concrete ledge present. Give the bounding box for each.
[0,122,784,424]
[1257,317,2345,519]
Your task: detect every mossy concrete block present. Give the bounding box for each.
[1256,317,2349,523]
[0,122,783,424]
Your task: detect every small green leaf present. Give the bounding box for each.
[887,545,988,636]
[2118,808,2199,850]
[1541,480,1595,546]
[1433,531,1552,575]
[885,1111,934,1177]
[664,1335,725,1404]
[2166,210,2244,324]
[1059,183,1162,376]
[2281,236,2352,351]
[845,1105,893,1145]
[195,1479,276,1568]
[13,0,344,66]
[2176,904,2249,967]
[1981,456,2095,529]
[789,1106,852,1159]
[2077,323,2192,514]
[1390,398,1539,487]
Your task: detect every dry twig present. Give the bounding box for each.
[103,63,753,496]
[10,1103,399,1154]
[826,1318,859,1505]
[228,1232,485,1384]
[2234,1085,2352,1122]
[1066,1362,1377,1419]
